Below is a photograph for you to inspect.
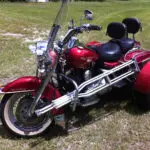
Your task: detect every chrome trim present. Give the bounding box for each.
[35,92,74,116]
[59,74,78,111]
[0,89,34,95]
[141,57,150,64]
[35,60,138,116]
[77,60,135,93]
[78,71,134,98]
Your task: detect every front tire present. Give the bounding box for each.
[0,93,52,137]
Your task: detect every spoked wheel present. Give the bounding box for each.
[0,93,52,137]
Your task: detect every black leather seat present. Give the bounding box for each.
[96,41,122,62]
[117,38,134,53]
[87,22,136,62]
[106,22,135,54]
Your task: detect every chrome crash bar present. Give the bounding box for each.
[35,59,139,116]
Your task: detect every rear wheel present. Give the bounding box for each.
[133,91,150,110]
[0,93,52,137]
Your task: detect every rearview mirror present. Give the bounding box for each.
[68,19,74,29]
[84,10,93,20]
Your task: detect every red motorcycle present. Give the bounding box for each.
[0,0,150,137]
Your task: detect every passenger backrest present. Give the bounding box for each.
[122,18,142,38]
[106,22,127,39]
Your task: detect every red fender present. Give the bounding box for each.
[134,62,150,94]
[2,76,63,115]
[2,76,41,92]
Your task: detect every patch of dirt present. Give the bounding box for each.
[24,37,45,43]
[23,27,49,43]
[0,77,17,85]
[1,33,24,38]
[0,28,49,43]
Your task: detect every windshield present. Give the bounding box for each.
[46,0,69,52]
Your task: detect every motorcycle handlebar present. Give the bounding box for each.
[62,28,79,45]
[87,25,102,31]
[62,24,102,46]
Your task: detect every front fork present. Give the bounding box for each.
[28,70,52,117]
[28,53,59,117]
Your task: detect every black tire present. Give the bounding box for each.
[0,93,52,137]
[133,91,150,110]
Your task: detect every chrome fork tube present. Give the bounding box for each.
[28,56,59,116]
[28,71,52,116]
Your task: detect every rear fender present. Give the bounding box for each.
[134,61,150,94]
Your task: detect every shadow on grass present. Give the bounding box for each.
[44,85,149,140]
[63,85,149,130]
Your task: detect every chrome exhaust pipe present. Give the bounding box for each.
[35,92,74,116]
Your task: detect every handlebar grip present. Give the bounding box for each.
[88,25,102,31]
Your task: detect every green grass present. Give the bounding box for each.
[0,0,150,149]
[1,0,150,82]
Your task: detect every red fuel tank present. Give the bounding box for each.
[67,46,99,69]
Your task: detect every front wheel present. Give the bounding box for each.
[0,93,52,137]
